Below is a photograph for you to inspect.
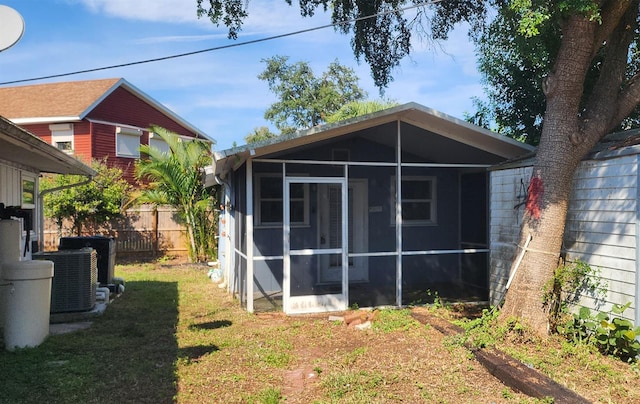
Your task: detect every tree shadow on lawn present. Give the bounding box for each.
[189,320,232,330]
[0,280,180,404]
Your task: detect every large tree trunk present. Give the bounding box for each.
[500,2,640,336]
[499,128,583,335]
[499,30,589,333]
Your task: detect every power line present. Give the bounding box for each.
[0,0,442,86]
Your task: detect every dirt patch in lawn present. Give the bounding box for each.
[120,263,640,403]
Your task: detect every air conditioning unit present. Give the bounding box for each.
[33,249,97,313]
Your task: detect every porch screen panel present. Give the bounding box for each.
[285,163,343,178]
[401,253,488,305]
[349,165,397,253]
[400,167,459,252]
[345,122,397,163]
[252,259,283,312]
[234,165,248,309]
[328,186,342,266]
[349,256,396,307]
[289,181,345,300]
[290,255,343,297]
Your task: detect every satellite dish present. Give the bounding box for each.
[0,5,24,52]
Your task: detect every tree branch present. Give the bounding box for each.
[591,1,633,60]
[612,73,640,126]
[582,0,639,137]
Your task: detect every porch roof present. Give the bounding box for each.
[208,102,534,183]
[0,115,95,176]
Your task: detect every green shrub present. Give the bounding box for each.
[558,302,640,362]
[543,259,607,331]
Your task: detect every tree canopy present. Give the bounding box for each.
[325,99,400,123]
[259,55,366,135]
[41,159,131,236]
[470,1,640,145]
[198,1,488,88]
[244,126,278,144]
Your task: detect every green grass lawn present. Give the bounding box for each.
[0,263,182,403]
[1,261,637,404]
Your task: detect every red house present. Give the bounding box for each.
[0,78,212,183]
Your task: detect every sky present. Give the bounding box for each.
[0,0,484,151]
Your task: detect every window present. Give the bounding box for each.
[49,123,74,153]
[116,126,142,158]
[148,133,170,154]
[21,174,36,209]
[393,176,436,225]
[255,174,308,226]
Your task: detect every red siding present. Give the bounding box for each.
[20,123,51,142]
[21,121,92,165]
[91,122,139,184]
[87,87,199,138]
[73,121,92,164]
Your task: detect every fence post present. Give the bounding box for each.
[152,206,159,258]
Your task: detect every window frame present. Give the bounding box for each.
[49,123,74,154]
[115,126,142,158]
[255,173,309,227]
[148,132,170,154]
[392,175,437,226]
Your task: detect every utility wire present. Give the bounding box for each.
[0,0,443,86]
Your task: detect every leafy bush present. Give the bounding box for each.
[543,259,607,330]
[558,302,640,362]
[42,159,131,235]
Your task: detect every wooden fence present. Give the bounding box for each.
[43,205,188,259]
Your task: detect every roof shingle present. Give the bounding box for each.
[0,78,120,119]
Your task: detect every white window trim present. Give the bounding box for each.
[392,175,437,226]
[115,126,142,158]
[49,123,74,154]
[255,173,309,227]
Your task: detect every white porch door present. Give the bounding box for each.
[284,177,347,314]
[318,180,368,283]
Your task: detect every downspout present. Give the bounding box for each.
[38,176,93,252]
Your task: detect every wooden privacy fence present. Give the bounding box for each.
[43,205,188,259]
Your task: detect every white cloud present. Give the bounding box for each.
[70,0,202,23]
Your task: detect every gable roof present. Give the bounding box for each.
[210,102,534,180]
[0,78,211,141]
[0,115,95,176]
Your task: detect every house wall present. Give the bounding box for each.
[0,161,26,207]
[90,121,138,183]
[73,121,92,162]
[87,87,197,137]
[489,154,639,323]
[16,122,93,165]
[489,165,531,305]
[564,155,638,322]
[19,123,51,143]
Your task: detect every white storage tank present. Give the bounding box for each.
[3,259,54,351]
[0,219,23,329]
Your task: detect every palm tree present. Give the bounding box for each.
[135,127,215,262]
